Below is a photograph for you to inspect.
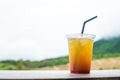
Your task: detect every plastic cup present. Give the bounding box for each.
[66,33,96,74]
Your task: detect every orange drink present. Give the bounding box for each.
[67,33,95,74]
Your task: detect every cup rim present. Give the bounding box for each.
[66,33,96,40]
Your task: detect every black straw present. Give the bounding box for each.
[81,16,97,34]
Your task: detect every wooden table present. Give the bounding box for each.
[0,70,120,80]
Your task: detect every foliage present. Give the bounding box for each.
[0,56,68,70]
[94,37,120,54]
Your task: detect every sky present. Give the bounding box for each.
[0,0,120,60]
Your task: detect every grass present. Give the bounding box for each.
[92,53,120,60]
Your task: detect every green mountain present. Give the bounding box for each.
[93,36,120,59]
[0,36,120,70]
[94,37,120,54]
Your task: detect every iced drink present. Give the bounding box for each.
[67,33,95,74]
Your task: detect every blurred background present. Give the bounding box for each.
[0,0,120,70]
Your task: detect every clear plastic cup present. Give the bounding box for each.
[66,33,96,74]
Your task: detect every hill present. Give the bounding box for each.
[93,36,120,59]
[0,36,120,70]
[40,57,120,70]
